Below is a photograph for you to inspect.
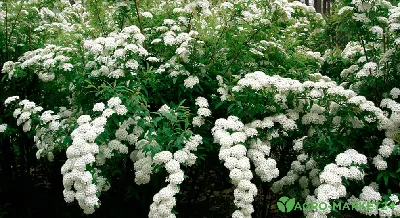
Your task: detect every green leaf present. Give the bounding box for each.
[377,171,385,181]
[227,104,235,113]
[215,101,224,109]
[384,173,389,186]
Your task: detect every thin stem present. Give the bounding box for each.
[96,9,105,35]
[133,0,143,32]
[261,184,267,217]
[28,25,31,50]
[7,2,23,50]
[224,23,269,75]
[360,36,369,63]
[5,0,8,60]
[207,10,237,66]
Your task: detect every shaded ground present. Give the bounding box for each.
[0,155,358,218]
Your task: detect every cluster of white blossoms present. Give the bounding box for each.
[334,0,400,95]
[4,97,43,133]
[35,108,71,161]
[171,0,212,17]
[388,3,400,33]
[228,70,400,217]
[0,124,7,133]
[248,138,279,182]
[83,25,148,78]
[1,45,74,81]
[390,88,400,99]
[130,138,158,185]
[233,71,394,135]
[96,139,129,166]
[94,99,130,166]
[148,12,202,88]
[61,114,105,214]
[245,116,289,182]
[183,75,200,89]
[341,41,364,61]
[212,116,259,217]
[141,11,153,19]
[61,97,127,214]
[347,183,383,216]
[348,183,400,217]
[271,138,318,199]
[304,149,367,218]
[378,138,397,158]
[149,134,202,217]
[340,64,359,79]
[216,75,229,101]
[380,98,400,138]
[355,62,382,78]
[115,116,143,146]
[192,97,211,127]
[3,95,71,161]
[372,96,400,171]
[33,1,91,45]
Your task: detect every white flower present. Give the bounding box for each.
[107,97,122,108]
[390,88,400,99]
[221,2,234,9]
[126,60,139,70]
[195,97,209,108]
[62,63,73,71]
[151,39,162,44]
[158,104,171,114]
[147,57,159,62]
[153,151,173,165]
[4,96,19,106]
[93,103,105,112]
[165,160,180,174]
[197,108,211,117]
[389,194,399,203]
[0,124,7,132]
[77,115,91,125]
[102,108,115,118]
[114,105,128,115]
[183,76,199,88]
[141,12,153,18]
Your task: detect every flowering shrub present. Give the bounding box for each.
[1,0,400,217]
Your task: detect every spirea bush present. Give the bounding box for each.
[1,0,400,217]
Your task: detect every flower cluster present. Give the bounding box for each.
[61,97,127,214]
[304,149,367,217]
[348,184,382,216]
[271,136,319,199]
[193,97,211,127]
[149,134,202,217]
[3,0,400,217]
[131,138,157,185]
[2,45,74,81]
[247,138,278,182]
[4,97,43,132]
[35,108,71,161]
[0,124,7,133]
[212,116,259,217]
[61,114,104,214]
[83,25,148,78]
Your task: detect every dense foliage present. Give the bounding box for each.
[1,0,400,217]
